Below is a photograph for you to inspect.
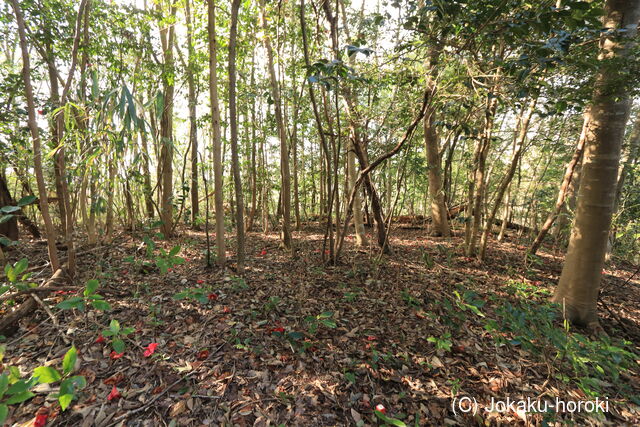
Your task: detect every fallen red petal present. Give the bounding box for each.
[143,343,158,357]
[107,385,121,401]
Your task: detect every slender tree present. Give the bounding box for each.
[229,0,244,272]
[208,0,225,266]
[10,0,60,271]
[260,0,293,251]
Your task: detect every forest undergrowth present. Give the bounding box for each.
[1,224,639,426]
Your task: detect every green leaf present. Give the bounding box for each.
[91,300,111,311]
[84,279,99,296]
[0,374,8,399]
[17,195,37,207]
[169,245,181,256]
[121,327,135,336]
[109,319,120,334]
[33,366,62,383]
[7,380,29,394]
[59,376,86,396]
[320,318,337,328]
[13,259,28,276]
[56,297,84,310]
[0,404,7,425]
[63,347,77,375]
[112,338,125,354]
[0,206,20,214]
[286,332,304,341]
[4,391,34,405]
[59,393,74,410]
[374,410,407,426]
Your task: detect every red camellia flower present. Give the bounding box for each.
[185,258,191,263]
[197,279,205,284]
[110,351,124,360]
[143,343,158,358]
[107,386,121,401]
[260,249,267,256]
[37,110,44,115]
[167,268,173,273]
[208,293,218,301]
[95,334,106,344]
[34,414,48,427]
[366,336,377,341]
[375,404,386,414]
[271,327,285,334]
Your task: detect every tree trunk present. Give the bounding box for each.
[139,118,155,219]
[466,91,499,256]
[479,96,537,259]
[159,2,176,238]
[552,0,640,327]
[260,0,292,251]
[348,140,367,246]
[11,0,60,271]
[208,0,225,266]
[424,111,451,237]
[246,53,258,232]
[185,0,199,227]
[228,0,245,272]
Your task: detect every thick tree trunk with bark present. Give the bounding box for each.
[553,0,640,326]
[424,110,451,237]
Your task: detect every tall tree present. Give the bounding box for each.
[260,0,293,251]
[208,0,225,266]
[158,1,176,237]
[10,0,60,271]
[185,0,199,227]
[229,0,244,272]
[552,0,640,326]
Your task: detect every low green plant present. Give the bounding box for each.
[0,346,86,424]
[263,296,281,313]
[490,299,639,399]
[57,279,111,311]
[401,290,421,308]
[427,332,453,352]
[304,311,337,335]
[101,319,135,353]
[173,287,213,304]
[1,259,35,305]
[505,279,551,298]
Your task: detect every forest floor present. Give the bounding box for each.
[2,223,639,426]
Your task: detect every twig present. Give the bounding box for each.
[32,294,71,344]
[0,286,79,303]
